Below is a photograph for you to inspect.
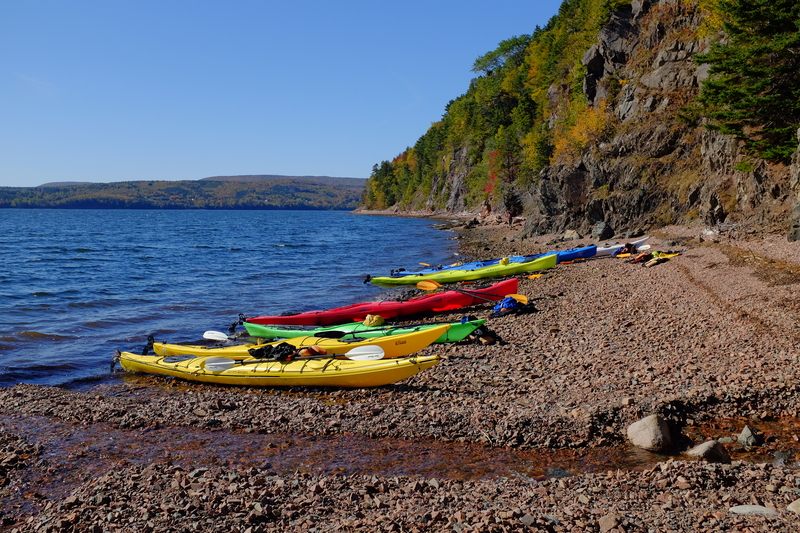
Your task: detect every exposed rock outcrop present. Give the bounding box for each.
[481,0,798,240]
[788,129,800,242]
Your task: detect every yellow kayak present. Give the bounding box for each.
[116,351,440,388]
[149,325,449,359]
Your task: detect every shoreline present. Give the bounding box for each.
[2,220,800,531]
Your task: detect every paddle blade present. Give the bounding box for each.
[203,331,230,341]
[424,279,443,287]
[416,280,440,291]
[419,262,431,266]
[313,330,349,339]
[204,357,236,371]
[343,345,385,360]
[507,294,529,304]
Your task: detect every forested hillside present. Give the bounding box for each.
[0,175,366,210]
[360,0,800,241]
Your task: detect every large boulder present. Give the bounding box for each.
[627,414,672,452]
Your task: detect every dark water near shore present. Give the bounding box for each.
[0,209,458,388]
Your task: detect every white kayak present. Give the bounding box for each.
[595,236,650,257]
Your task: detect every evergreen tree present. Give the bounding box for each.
[696,0,800,161]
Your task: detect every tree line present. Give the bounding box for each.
[0,177,366,210]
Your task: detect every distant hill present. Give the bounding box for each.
[202,174,366,187]
[38,181,94,187]
[1,175,366,210]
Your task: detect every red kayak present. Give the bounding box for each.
[246,278,519,326]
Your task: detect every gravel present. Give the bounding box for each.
[2,221,800,532]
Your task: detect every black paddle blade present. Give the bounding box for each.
[229,313,247,333]
[142,335,155,355]
[313,330,349,339]
[111,349,121,372]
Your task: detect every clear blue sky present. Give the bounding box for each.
[1,0,564,187]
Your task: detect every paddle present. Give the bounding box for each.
[204,330,236,341]
[416,280,529,304]
[203,345,386,372]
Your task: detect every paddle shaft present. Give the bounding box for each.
[451,289,500,304]
[229,353,347,366]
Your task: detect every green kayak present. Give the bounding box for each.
[243,318,488,343]
[369,253,557,285]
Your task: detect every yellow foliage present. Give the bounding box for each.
[610,0,632,8]
[685,0,724,36]
[520,130,540,169]
[501,64,522,93]
[551,100,612,165]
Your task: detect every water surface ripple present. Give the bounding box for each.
[0,209,457,387]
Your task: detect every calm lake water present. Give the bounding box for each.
[0,209,458,387]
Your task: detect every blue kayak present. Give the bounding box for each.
[553,245,597,263]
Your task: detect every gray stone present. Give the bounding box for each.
[685,440,731,464]
[728,505,779,516]
[737,426,760,447]
[591,222,615,241]
[788,499,800,514]
[627,414,672,452]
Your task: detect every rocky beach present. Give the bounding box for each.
[2,217,800,532]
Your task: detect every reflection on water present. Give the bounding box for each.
[683,416,800,465]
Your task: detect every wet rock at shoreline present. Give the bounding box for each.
[685,440,732,464]
[627,414,672,452]
[738,425,761,447]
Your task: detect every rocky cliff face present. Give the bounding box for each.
[789,128,800,241]
[452,0,800,240]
